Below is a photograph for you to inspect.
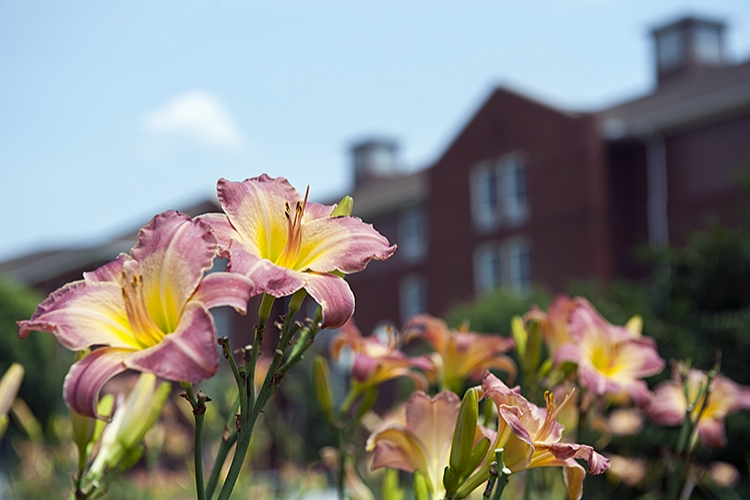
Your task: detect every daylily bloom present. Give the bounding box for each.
[18,211,255,418]
[89,373,171,478]
[536,295,576,357]
[553,300,664,406]
[647,368,750,448]
[404,315,516,392]
[480,373,610,500]
[366,391,489,497]
[330,320,432,390]
[200,175,396,328]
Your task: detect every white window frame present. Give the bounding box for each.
[470,160,502,230]
[503,155,529,225]
[657,28,684,71]
[473,242,502,295]
[399,274,427,324]
[504,238,531,293]
[398,206,427,260]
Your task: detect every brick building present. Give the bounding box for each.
[3,15,749,338]
[346,15,750,333]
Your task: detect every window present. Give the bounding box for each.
[471,160,501,229]
[400,274,427,323]
[694,24,722,65]
[504,157,529,225]
[506,239,531,293]
[398,206,427,259]
[471,155,529,230]
[473,243,502,294]
[657,28,684,71]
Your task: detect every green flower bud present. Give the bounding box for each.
[313,356,335,424]
[413,470,429,500]
[449,388,479,476]
[331,195,354,217]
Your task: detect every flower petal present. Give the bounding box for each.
[125,302,218,382]
[217,175,299,259]
[18,280,139,349]
[304,272,355,329]
[295,216,396,274]
[563,462,586,500]
[192,272,257,314]
[225,243,306,297]
[130,211,218,335]
[367,424,426,474]
[197,213,237,253]
[63,348,133,419]
[83,253,128,282]
[406,391,461,479]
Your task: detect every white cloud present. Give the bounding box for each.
[144,90,246,152]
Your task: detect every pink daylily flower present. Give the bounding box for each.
[200,175,396,329]
[330,320,432,390]
[366,391,489,497]
[536,295,577,357]
[554,300,664,406]
[18,211,255,418]
[481,373,610,500]
[404,314,516,391]
[648,368,750,448]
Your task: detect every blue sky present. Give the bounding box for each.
[1,1,749,261]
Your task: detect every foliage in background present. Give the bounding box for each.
[0,277,69,433]
[444,287,551,335]
[444,217,750,499]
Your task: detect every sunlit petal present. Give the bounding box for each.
[63,348,133,419]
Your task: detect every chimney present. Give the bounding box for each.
[652,16,727,86]
[351,139,399,186]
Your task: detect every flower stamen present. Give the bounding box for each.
[276,186,309,269]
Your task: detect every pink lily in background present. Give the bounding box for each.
[404,314,516,392]
[366,391,487,497]
[200,174,396,328]
[481,373,610,500]
[330,320,432,390]
[536,294,576,357]
[648,368,750,448]
[18,211,255,418]
[554,300,664,406]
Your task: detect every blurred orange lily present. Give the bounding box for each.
[478,373,610,500]
[404,315,516,392]
[330,320,431,391]
[554,300,664,406]
[366,391,490,497]
[648,367,750,448]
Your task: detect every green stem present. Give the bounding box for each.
[205,429,238,500]
[216,291,304,500]
[247,293,275,411]
[184,384,207,500]
[194,411,206,500]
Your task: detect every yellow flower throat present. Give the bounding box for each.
[276,186,309,269]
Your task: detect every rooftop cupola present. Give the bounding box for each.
[351,139,400,186]
[652,16,727,86]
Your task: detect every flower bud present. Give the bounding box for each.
[313,356,335,424]
[0,363,24,440]
[89,373,170,479]
[331,195,354,217]
[449,388,478,476]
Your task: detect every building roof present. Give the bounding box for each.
[341,170,429,220]
[0,198,221,288]
[599,59,750,139]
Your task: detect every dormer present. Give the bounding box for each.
[652,16,727,86]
